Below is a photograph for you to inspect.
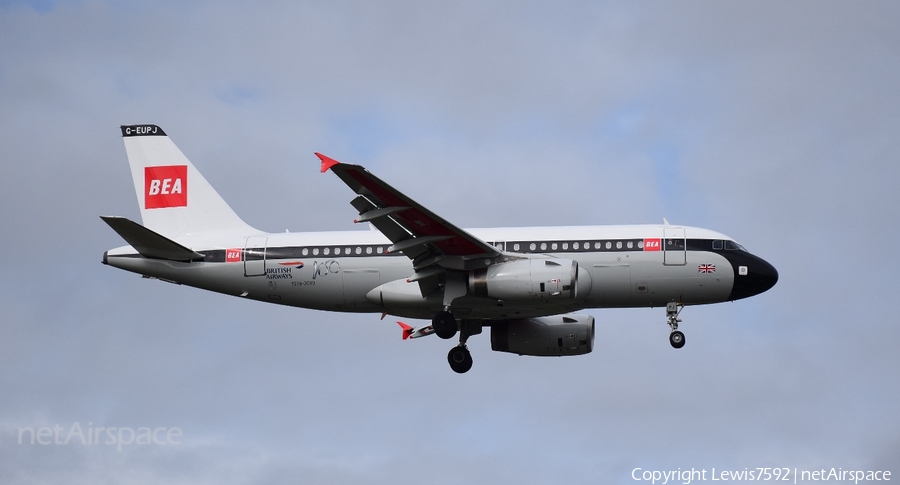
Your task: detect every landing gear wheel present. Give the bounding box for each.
[432,311,458,340]
[669,330,685,349]
[447,345,473,374]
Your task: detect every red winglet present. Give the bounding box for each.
[397,321,413,340]
[315,152,341,173]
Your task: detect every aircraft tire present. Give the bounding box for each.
[669,330,685,349]
[433,311,458,339]
[448,346,473,374]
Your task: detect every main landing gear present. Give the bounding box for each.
[432,310,457,340]
[431,310,475,374]
[447,345,473,374]
[666,301,685,349]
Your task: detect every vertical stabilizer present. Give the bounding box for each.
[120,125,257,238]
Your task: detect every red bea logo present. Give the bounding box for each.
[145,165,187,209]
[225,248,241,262]
[643,238,661,251]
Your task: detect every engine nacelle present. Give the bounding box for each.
[491,314,595,356]
[470,258,579,301]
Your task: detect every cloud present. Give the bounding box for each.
[1,1,898,483]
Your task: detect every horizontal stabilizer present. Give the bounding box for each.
[101,216,204,262]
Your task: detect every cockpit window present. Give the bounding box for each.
[724,240,746,251]
[713,239,747,251]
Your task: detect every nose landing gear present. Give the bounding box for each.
[666,301,685,349]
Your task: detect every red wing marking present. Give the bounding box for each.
[397,321,413,340]
[315,153,341,173]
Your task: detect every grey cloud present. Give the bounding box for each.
[0,1,897,483]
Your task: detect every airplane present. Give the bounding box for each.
[102,124,778,373]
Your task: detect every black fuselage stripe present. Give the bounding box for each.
[193,238,737,262]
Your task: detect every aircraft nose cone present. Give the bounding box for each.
[729,254,778,300]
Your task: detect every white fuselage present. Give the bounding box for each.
[106,223,741,321]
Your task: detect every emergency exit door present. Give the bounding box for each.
[244,236,267,276]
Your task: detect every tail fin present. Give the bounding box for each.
[120,124,257,238]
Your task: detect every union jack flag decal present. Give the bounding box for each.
[698,264,716,273]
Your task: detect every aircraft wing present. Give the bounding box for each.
[317,153,500,271]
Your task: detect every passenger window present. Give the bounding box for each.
[324,248,330,255]
[313,248,319,255]
[627,241,633,249]
[355,247,361,254]
[616,241,622,249]
[605,241,612,249]
[540,243,547,251]
[573,242,579,250]
[302,248,309,256]
[638,240,643,249]
[551,243,558,250]
[595,242,601,249]
[366,247,372,254]
[377,247,384,254]
[530,243,537,251]
[513,243,520,251]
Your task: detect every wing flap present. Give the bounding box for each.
[353,205,409,223]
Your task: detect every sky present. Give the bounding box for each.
[1,1,898,483]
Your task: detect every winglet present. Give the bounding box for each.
[316,152,341,173]
[397,321,413,340]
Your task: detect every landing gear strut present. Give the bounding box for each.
[666,301,685,349]
[436,314,478,374]
[431,309,470,373]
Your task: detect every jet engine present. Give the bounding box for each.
[470,259,579,301]
[490,314,595,356]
